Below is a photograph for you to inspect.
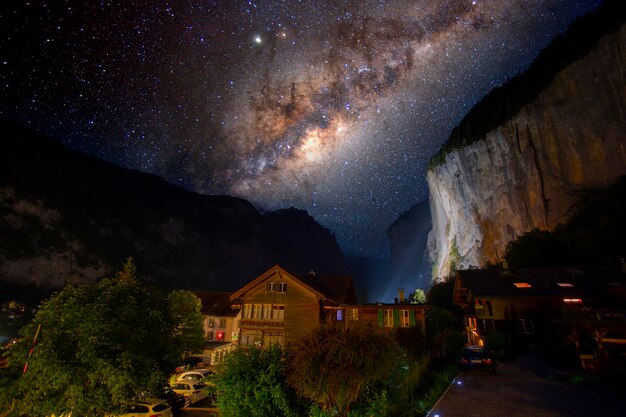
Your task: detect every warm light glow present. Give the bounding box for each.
[514,282,532,288]
[557,283,574,287]
[563,298,582,303]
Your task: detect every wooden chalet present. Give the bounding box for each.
[453,267,626,373]
[229,265,356,347]
[228,265,428,348]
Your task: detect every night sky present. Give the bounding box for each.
[1,0,601,258]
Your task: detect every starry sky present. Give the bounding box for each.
[1,0,601,258]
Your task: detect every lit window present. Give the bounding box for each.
[514,282,532,288]
[253,304,262,319]
[278,282,287,293]
[243,304,252,319]
[263,304,272,319]
[384,309,394,327]
[273,305,285,321]
[563,298,582,303]
[557,283,574,287]
[267,281,276,292]
[337,310,343,321]
[400,310,410,327]
[350,309,359,321]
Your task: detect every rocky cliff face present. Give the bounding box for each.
[387,200,432,292]
[427,14,626,279]
[0,122,349,292]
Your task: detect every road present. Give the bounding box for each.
[177,397,219,417]
[427,354,625,417]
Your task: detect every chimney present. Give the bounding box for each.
[398,288,405,303]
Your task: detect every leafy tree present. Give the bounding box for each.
[214,345,301,417]
[168,290,205,355]
[287,324,400,417]
[427,278,456,308]
[426,307,465,359]
[504,228,569,268]
[410,289,426,304]
[0,259,204,417]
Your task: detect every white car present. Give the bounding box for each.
[117,398,173,417]
[170,380,211,408]
[176,368,214,382]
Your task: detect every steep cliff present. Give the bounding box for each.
[427,5,626,279]
[387,200,432,292]
[0,121,349,291]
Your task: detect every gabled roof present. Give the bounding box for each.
[229,265,356,304]
[194,291,239,316]
[299,273,357,305]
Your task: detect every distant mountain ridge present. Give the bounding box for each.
[0,120,349,292]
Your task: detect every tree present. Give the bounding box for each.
[0,259,204,417]
[504,228,569,268]
[287,324,400,417]
[426,306,465,360]
[214,345,301,417]
[168,290,205,356]
[410,289,426,304]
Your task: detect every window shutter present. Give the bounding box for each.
[377,309,383,326]
[409,310,416,327]
[393,309,400,326]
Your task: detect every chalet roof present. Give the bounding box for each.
[456,267,626,300]
[194,291,239,316]
[298,273,357,305]
[229,265,357,304]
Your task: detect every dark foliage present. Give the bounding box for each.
[505,176,626,268]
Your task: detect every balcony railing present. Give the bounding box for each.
[240,319,285,329]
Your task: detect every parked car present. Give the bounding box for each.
[157,386,186,411]
[176,368,215,383]
[460,345,497,374]
[170,381,212,408]
[118,398,173,417]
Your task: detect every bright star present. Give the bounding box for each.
[254,35,262,44]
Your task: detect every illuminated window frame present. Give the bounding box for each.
[513,282,532,288]
[384,309,394,327]
[400,310,410,327]
[272,305,285,321]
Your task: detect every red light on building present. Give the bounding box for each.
[563,298,582,303]
[216,331,225,341]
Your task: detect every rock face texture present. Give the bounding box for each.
[387,200,432,292]
[427,10,626,279]
[0,121,349,291]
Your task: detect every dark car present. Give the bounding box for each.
[159,386,186,411]
[460,345,497,374]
